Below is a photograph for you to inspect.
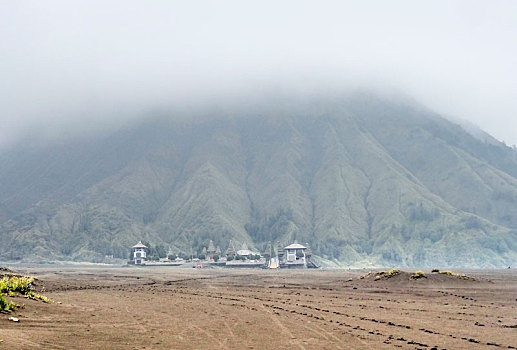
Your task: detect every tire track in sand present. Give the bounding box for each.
[259,303,306,350]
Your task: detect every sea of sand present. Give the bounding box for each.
[1,266,516,349]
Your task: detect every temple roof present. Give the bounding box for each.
[284,243,307,250]
[132,241,148,249]
[226,240,236,254]
[277,241,284,256]
[237,249,252,256]
[264,241,273,256]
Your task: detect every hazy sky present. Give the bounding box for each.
[1,1,517,145]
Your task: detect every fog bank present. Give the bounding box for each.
[1,1,516,145]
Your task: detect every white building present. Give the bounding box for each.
[132,241,148,265]
[284,243,307,265]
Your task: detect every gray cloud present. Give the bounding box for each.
[1,0,516,145]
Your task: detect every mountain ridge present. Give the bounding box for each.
[1,94,516,267]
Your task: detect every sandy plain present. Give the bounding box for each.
[0,266,516,349]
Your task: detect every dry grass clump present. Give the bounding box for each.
[360,271,373,279]
[387,269,401,277]
[439,271,475,280]
[372,269,401,281]
[410,270,426,279]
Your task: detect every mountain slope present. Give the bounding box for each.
[1,94,516,267]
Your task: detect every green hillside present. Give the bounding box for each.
[1,94,516,267]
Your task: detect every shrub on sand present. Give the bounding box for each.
[410,271,426,279]
[0,275,50,311]
[0,294,16,312]
[387,269,401,277]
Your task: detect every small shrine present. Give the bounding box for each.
[132,241,148,265]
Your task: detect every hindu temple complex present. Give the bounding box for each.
[129,240,318,269]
